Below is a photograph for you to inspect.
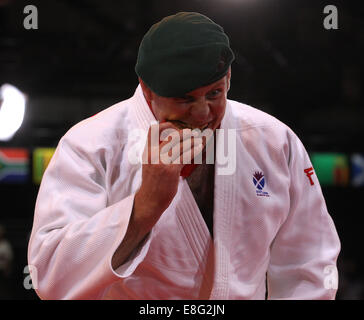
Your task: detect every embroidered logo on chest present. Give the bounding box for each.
[253,171,270,197]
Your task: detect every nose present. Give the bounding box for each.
[189,98,211,122]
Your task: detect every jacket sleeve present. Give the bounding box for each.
[27,134,153,300]
[267,130,341,300]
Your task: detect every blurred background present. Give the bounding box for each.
[0,0,363,299]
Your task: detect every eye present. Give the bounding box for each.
[174,96,193,104]
[207,89,222,99]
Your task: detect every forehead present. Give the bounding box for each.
[151,74,228,102]
[184,75,227,97]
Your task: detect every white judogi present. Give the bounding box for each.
[28,85,341,300]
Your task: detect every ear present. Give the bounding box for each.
[226,67,231,91]
[138,78,153,103]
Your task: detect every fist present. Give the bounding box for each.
[133,122,204,225]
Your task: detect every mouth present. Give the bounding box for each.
[169,120,211,131]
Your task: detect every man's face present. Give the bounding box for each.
[142,69,231,131]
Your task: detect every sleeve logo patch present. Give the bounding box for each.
[304,167,315,186]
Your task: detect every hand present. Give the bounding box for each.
[133,122,203,230]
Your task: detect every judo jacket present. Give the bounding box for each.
[28,85,341,299]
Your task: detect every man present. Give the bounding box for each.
[28,12,340,299]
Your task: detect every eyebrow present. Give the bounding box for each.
[175,94,193,100]
[175,83,225,100]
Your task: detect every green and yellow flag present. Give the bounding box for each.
[33,148,56,184]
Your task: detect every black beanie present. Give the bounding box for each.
[135,12,235,97]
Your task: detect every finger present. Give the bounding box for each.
[147,122,203,164]
[161,136,202,158]
[143,121,160,164]
[146,121,177,146]
[167,137,204,164]
[158,121,180,137]
[160,137,202,164]
[159,128,194,151]
[145,122,180,163]
[172,141,205,165]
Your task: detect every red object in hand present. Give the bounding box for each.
[180,164,199,178]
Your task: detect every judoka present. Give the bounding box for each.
[28,12,341,300]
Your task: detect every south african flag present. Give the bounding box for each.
[0,148,29,183]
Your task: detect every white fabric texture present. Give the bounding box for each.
[28,85,341,299]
